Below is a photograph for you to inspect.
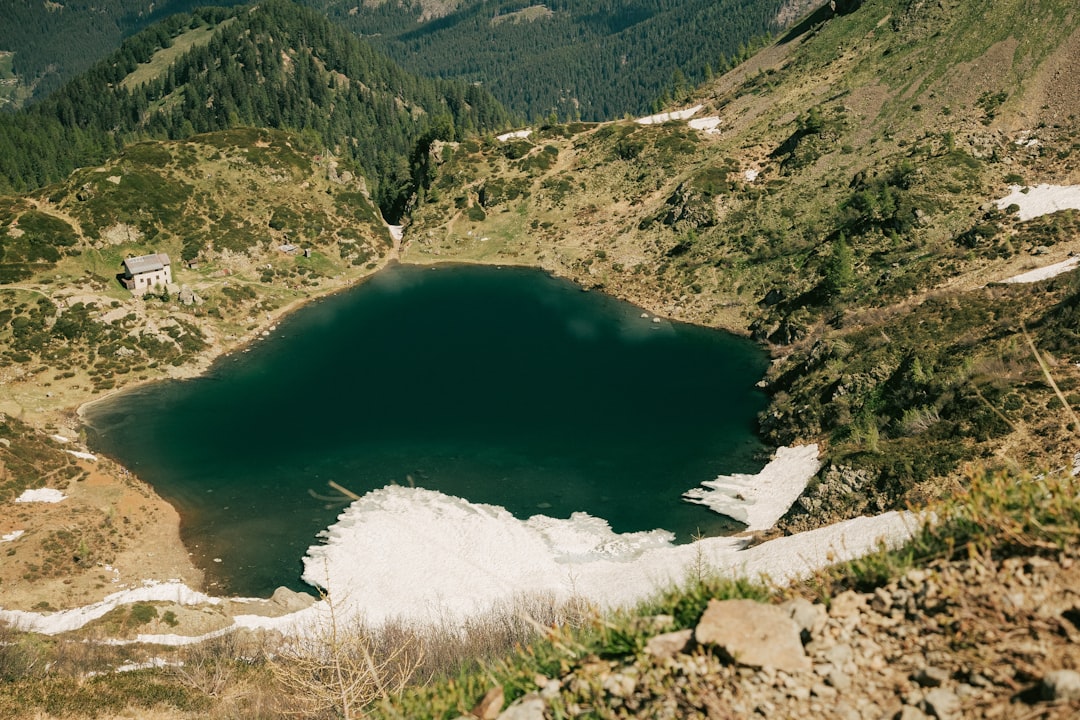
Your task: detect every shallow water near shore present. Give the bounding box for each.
[84,264,770,597]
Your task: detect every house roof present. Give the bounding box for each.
[123,253,171,275]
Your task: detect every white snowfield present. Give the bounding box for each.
[66,450,97,461]
[1,530,25,543]
[14,488,67,503]
[636,104,703,125]
[496,129,533,142]
[683,444,822,531]
[0,445,919,638]
[996,184,1080,222]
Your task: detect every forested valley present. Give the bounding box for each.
[1,0,794,121]
[0,0,510,217]
[308,0,789,120]
[0,0,249,106]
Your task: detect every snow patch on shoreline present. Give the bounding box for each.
[636,105,703,125]
[2,530,25,542]
[0,444,918,638]
[15,488,67,503]
[0,582,225,635]
[0,498,918,637]
[66,450,97,461]
[682,444,822,531]
[294,476,912,629]
[996,184,1080,222]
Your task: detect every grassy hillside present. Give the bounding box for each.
[401,0,1080,526]
[0,127,395,419]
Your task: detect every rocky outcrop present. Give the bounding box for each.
[460,550,1080,719]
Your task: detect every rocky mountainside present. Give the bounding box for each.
[416,552,1080,720]
[400,0,1080,530]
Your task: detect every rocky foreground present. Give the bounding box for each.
[458,551,1080,720]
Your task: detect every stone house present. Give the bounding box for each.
[121,253,173,295]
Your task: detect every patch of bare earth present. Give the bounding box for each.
[1010,24,1080,129]
[0,457,200,612]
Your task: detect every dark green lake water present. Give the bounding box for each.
[84,264,769,597]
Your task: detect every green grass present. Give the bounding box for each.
[120,21,232,92]
[0,51,32,110]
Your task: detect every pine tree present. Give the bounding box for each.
[824,233,855,296]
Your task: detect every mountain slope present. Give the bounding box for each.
[306,0,795,120]
[0,0,247,108]
[0,0,511,215]
[0,127,396,402]
[400,0,1080,524]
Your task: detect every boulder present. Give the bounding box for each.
[694,599,811,673]
[496,695,545,720]
[269,586,316,613]
[923,687,961,720]
[1042,669,1080,701]
[178,285,203,306]
[645,629,694,660]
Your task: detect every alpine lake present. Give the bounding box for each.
[84,264,771,597]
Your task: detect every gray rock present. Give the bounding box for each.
[781,597,826,641]
[602,672,636,698]
[923,687,962,720]
[827,669,851,692]
[269,586,316,612]
[899,706,930,720]
[1042,669,1080,701]
[177,285,203,306]
[870,586,894,613]
[645,629,693,659]
[914,666,950,688]
[496,694,546,720]
[539,678,561,700]
[829,591,867,618]
[823,643,852,667]
[695,599,811,673]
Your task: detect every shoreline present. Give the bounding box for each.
[4,247,767,619]
[0,443,909,640]
[75,265,395,423]
[0,256,401,613]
